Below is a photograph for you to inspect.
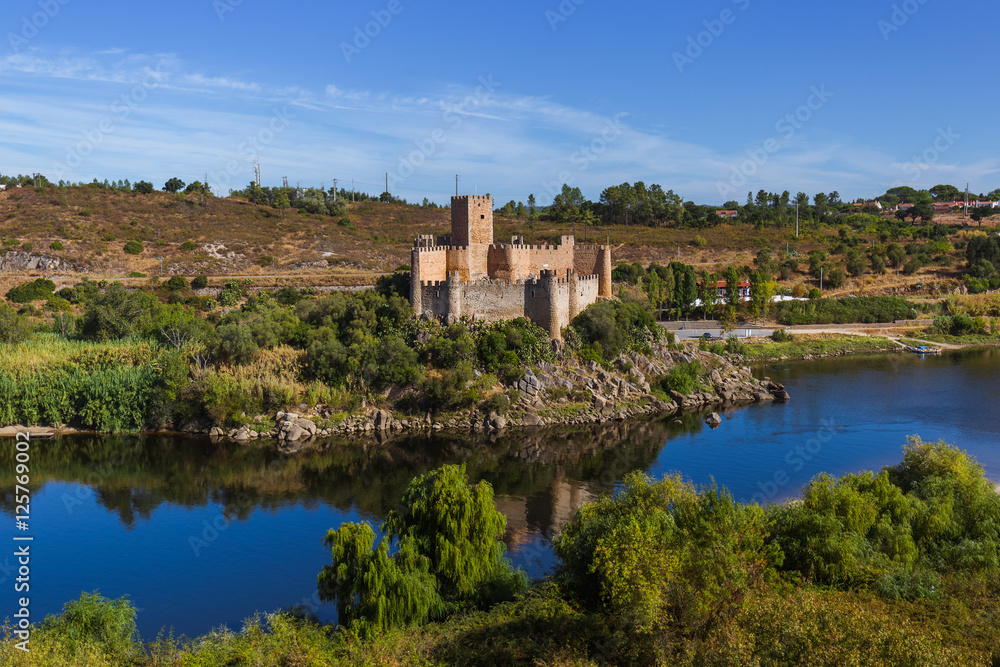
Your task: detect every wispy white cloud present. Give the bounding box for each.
[3,47,994,204]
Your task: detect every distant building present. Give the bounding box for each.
[713,279,750,300]
[715,209,739,218]
[410,195,612,339]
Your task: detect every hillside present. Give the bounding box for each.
[0,183,992,299]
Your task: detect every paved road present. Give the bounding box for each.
[670,326,775,340]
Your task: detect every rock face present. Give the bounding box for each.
[0,251,80,273]
[706,412,722,428]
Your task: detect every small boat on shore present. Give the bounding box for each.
[911,345,941,355]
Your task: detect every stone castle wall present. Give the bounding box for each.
[411,194,611,338]
[418,273,601,338]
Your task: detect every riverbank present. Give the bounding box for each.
[738,332,904,363]
[0,337,788,445]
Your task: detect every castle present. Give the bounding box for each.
[410,195,612,339]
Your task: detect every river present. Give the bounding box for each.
[2,348,998,639]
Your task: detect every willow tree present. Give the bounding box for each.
[318,464,525,638]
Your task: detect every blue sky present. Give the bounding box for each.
[1,0,996,206]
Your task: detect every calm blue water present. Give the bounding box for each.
[2,348,998,639]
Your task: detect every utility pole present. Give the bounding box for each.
[965,183,970,218]
[352,179,355,202]
[820,267,824,292]
[254,158,261,187]
[333,179,338,201]
[795,202,799,238]
[455,174,459,196]
[385,172,388,195]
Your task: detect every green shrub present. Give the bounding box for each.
[123,240,143,255]
[419,362,477,413]
[770,328,794,342]
[275,285,302,306]
[774,296,916,326]
[661,360,703,396]
[36,591,139,661]
[571,298,656,359]
[482,391,510,415]
[21,242,33,252]
[577,344,603,365]
[49,241,64,250]
[190,275,208,290]
[338,216,353,228]
[164,275,188,291]
[101,232,115,242]
[0,303,29,343]
[554,472,779,637]
[7,278,56,303]
[181,240,197,251]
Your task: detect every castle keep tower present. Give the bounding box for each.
[451,195,492,281]
[451,195,493,246]
[409,192,612,338]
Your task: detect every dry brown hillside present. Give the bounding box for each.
[0,184,988,299]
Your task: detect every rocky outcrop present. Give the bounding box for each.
[200,338,788,446]
[0,251,82,273]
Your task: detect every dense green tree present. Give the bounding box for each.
[162,177,185,193]
[887,243,907,271]
[276,191,290,219]
[845,249,867,277]
[723,265,742,308]
[133,181,154,195]
[813,192,829,217]
[554,472,780,637]
[748,270,775,323]
[929,184,961,201]
[318,464,524,638]
[80,282,160,340]
[970,205,996,227]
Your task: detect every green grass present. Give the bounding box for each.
[913,333,1000,346]
[741,334,901,362]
